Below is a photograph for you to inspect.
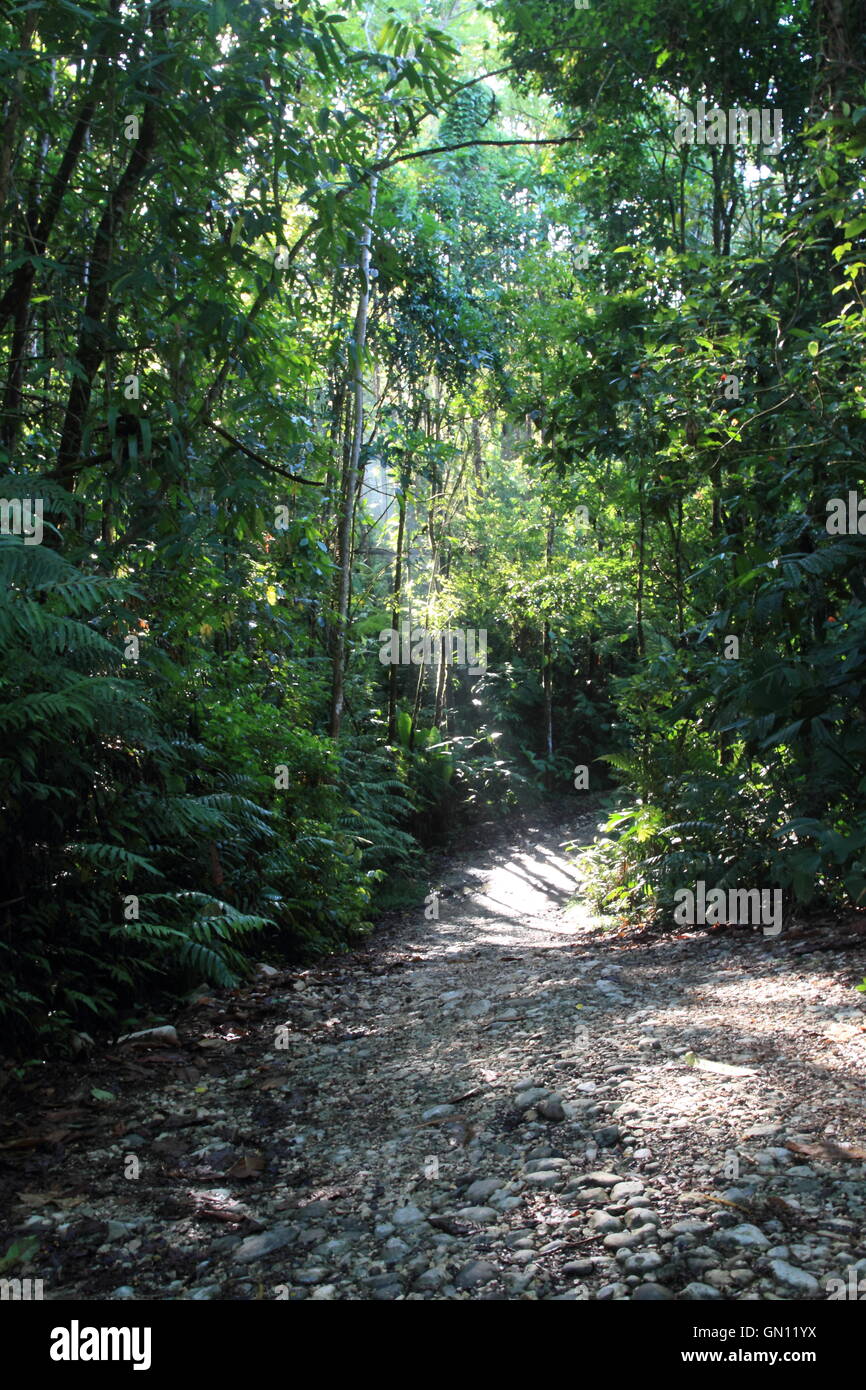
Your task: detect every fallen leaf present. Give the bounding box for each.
[225,1152,265,1179]
[447,1087,482,1105]
[196,1206,247,1224]
[785,1139,866,1162]
[683,1052,756,1076]
[118,1025,179,1046]
[0,1129,70,1150]
[0,1236,40,1272]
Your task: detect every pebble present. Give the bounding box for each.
[42,824,866,1307]
[456,1206,498,1224]
[620,1251,663,1274]
[538,1098,566,1122]
[604,1228,651,1251]
[455,1260,497,1289]
[514,1088,550,1111]
[625,1208,659,1228]
[593,1126,621,1147]
[768,1259,820,1294]
[465,1179,502,1202]
[580,1172,622,1189]
[423,1104,457,1121]
[714,1223,770,1250]
[589,1212,622,1234]
[527,1168,566,1189]
[671,1219,712,1236]
[611,1181,643,1199]
[234,1227,295,1263]
[392,1205,426,1227]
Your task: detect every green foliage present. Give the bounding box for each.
[4,0,866,1055]
[0,1236,40,1274]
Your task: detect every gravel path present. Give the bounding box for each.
[6,811,866,1301]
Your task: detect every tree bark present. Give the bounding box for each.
[387,465,409,743]
[542,512,555,790]
[636,473,646,659]
[0,7,38,240]
[329,140,382,738]
[0,9,118,336]
[53,0,168,486]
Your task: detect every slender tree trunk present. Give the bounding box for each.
[0,8,38,242]
[329,140,382,738]
[0,11,117,335]
[409,648,426,749]
[434,647,448,729]
[471,415,485,502]
[53,0,168,486]
[433,550,452,728]
[542,512,555,790]
[636,473,646,658]
[663,496,685,641]
[387,466,409,743]
[710,146,723,256]
[710,450,723,539]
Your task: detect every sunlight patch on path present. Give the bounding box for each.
[464,839,592,939]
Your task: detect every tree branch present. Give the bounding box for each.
[207,419,323,485]
[369,133,581,174]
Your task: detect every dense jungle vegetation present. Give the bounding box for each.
[2,0,866,1054]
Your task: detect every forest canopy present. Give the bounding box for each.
[2,0,866,1055]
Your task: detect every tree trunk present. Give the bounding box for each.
[53,0,168,486]
[387,465,409,743]
[636,473,646,658]
[542,512,555,789]
[329,141,382,738]
[0,7,38,240]
[0,10,117,336]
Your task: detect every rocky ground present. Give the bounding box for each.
[3,808,866,1301]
